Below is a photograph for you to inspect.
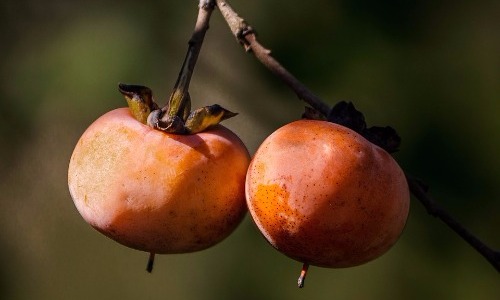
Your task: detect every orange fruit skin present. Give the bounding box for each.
[68,108,250,254]
[245,120,410,268]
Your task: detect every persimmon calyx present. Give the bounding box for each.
[303,101,401,153]
[119,83,237,134]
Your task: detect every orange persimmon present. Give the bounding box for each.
[68,108,250,254]
[245,119,410,268]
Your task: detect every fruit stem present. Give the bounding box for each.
[146,252,156,273]
[162,0,215,123]
[297,262,309,288]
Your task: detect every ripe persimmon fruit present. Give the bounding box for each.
[245,119,410,283]
[68,107,250,258]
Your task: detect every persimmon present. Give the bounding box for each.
[245,119,410,285]
[68,82,250,271]
[69,107,249,254]
[68,2,250,270]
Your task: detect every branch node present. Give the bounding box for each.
[236,25,255,39]
[236,26,256,51]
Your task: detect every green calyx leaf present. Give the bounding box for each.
[184,104,238,134]
[119,83,159,124]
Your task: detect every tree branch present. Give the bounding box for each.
[215,0,500,273]
[215,0,331,117]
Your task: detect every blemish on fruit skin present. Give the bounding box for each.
[250,183,306,246]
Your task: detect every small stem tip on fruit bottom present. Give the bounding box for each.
[147,252,156,273]
[297,263,309,288]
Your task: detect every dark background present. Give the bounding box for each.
[1,0,499,299]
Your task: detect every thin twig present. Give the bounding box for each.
[215,0,500,273]
[215,0,331,117]
[406,174,500,272]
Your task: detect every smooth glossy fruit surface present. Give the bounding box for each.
[68,108,250,254]
[245,119,410,268]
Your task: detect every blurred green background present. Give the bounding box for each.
[1,0,499,299]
